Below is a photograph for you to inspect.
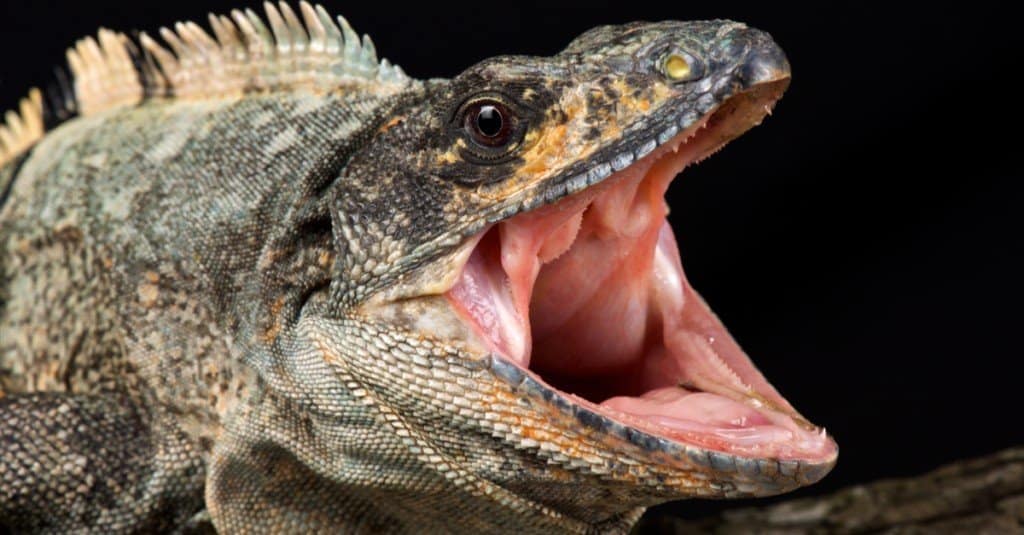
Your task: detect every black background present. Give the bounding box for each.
[1,0,1020,524]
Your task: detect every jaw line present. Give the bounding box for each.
[513,78,793,219]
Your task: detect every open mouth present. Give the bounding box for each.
[445,80,837,466]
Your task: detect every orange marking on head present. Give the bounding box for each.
[518,123,568,176]
[618,92,652,116]
[377,115,405,134]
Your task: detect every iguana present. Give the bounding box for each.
[0,3,837,533]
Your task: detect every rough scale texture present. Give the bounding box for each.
[0,3,822,532]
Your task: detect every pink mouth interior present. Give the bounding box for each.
[446,105,836,462]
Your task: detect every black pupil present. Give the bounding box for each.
[476,105,503,137]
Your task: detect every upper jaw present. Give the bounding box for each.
[472,55,792,227]
[513,20,793,211]
[544,77,791,208]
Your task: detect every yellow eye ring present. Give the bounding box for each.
[663,54,692,81]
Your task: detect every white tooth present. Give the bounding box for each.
[635,139,657,159]
[658,124,679,144]
[610,151,634,171]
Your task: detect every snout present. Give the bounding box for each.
[735,29,792,88]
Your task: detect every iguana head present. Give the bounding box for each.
[333,18,836,526]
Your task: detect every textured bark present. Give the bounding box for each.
[638,447,1024,534]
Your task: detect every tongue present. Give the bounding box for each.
[601,387,795,447]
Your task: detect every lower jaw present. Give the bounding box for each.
[487,352,837,493]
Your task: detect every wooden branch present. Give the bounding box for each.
[637,447,1024,534]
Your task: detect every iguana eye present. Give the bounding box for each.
[463,100,516,148]
[661,50,704,82]
[475,105,503,137]
[449,94,535,167]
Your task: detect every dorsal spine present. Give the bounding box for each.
[0,1,409,169]
[0,90,44,169]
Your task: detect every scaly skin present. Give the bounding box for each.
[0,5,833,533]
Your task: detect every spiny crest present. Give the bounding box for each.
[0,1,408,169]
[0,90,44,170]
[74,1,409,109]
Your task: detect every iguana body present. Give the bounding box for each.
[0,4,836,533]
